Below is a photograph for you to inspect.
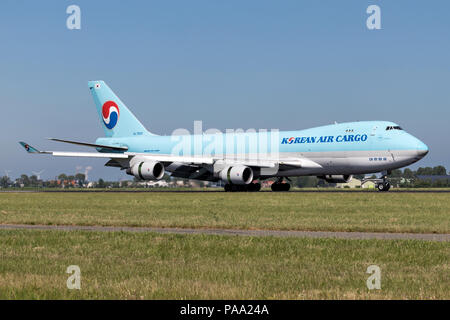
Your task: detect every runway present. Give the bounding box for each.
[0,224,448,241]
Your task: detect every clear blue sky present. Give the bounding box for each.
[1,0,449,180]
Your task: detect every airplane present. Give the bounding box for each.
[19,80,429,192]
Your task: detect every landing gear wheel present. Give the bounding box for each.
[231,185,245,192]
[224,183,261,192]
[377,182,391,192]
[271,183,290,192]
[248,183,261,192]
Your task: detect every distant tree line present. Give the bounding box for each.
[0,166,449,189]
[387,166,450,188]
[290,165,449,188]
[0,173,87,188]
[0,172,187,189]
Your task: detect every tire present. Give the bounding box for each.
[224,184,232,192]
[377,182,391,192]
[247,183,261,192]
[272,183,290,192]
[231,184,247,192]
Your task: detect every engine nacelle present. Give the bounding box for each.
[130,161,165,180]
[219,166,253,185]
[320,174,353,183]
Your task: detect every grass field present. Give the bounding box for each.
[0,229,448,299]
[0,192,448,299]
[0,192,449,233]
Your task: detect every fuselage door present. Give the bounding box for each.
[389,150,395,162]
[371,126,378,136]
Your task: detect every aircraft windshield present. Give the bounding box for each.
[386,126,402,130]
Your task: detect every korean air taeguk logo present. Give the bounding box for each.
[102,100,120,129]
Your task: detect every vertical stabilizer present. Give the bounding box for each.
[88,80,153,137]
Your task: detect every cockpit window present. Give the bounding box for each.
[386,126,403,131]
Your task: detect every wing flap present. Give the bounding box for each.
[279,158,323,169]
[52,152,129,158]
[131,154,215,165]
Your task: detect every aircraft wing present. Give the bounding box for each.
[48,138,128,151]
[20,141,322,169]
[127,154,321,168]
[19,141,129,159]
[165,157,322,181]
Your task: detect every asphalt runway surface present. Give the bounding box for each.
[0,224,448,241]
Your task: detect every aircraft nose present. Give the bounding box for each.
[415,139,429,158]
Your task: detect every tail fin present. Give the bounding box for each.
[88,80,154,137]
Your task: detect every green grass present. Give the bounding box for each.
[0,192,449,233]
[0,230,447,299]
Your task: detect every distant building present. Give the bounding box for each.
[139,180,169,188]
[148,181,169,187]
[361,180,376,189]
[337,179,361,188]
[337,179,375,189]
[175,180,185,187]
[188,181,200,188]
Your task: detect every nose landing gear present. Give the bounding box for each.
[377,180,391,192]
[376,173,391,192]
[362,173,391,192]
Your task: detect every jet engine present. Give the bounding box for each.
[130,161,165,180]
[219,166,253,185]
[320,174,353,183]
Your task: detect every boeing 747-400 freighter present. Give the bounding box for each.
[20,81,428,192]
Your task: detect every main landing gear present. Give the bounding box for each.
[224,182,261,192]
[271,178,291,192]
